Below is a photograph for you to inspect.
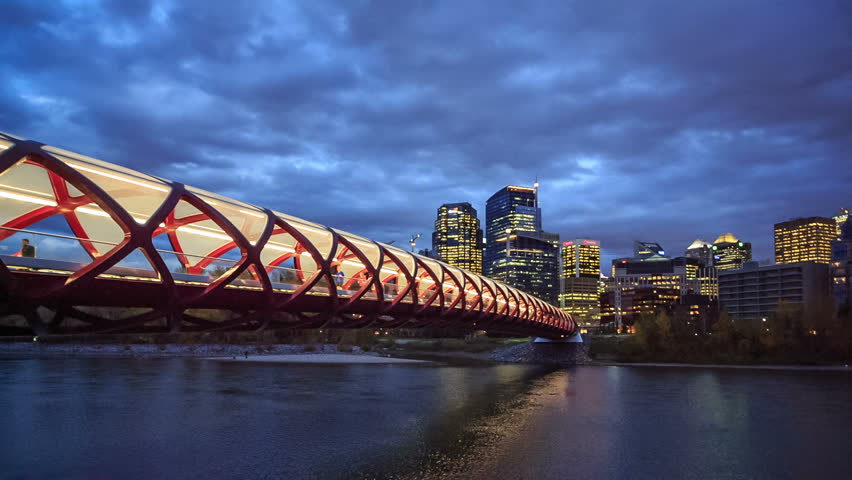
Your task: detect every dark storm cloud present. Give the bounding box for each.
[2,0,851,264]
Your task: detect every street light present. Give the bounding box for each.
[409,233,421,253]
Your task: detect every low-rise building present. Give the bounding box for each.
[718,261,831,323]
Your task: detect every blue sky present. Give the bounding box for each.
[2,0,850,267]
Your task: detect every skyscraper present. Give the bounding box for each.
[685,239,713,267]
[484,186,539,272]
[484,184,558,305]
[431,202,483,274]
[559,239,601,323]
[831,219,852,310]
[774,217,835,265]
[683,239,719,298]
[712,233,751,270]
[833,208,849,240]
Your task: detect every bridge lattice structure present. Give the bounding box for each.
[0,132,576,338]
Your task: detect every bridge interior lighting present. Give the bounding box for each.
[290,224,329,236]
[264,243,296,253]
[65,162,169,192]
[0,189,58,206]
[76,206,111,217]
[176,225,232,241]
[348,238,377,249]
[341,259,366,269]
[238,209,265,218]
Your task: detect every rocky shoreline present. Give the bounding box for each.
[489,341,592,365]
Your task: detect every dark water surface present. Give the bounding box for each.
[1,357,850,479]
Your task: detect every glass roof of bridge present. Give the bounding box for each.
[0,132,570,326]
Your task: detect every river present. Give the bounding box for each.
[1,357,850,479]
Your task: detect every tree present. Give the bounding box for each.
[712,311,737,349]
[655,311,674,348]
[634,312,658,350]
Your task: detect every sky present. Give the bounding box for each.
[2,0,850,268]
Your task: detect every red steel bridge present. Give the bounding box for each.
[0,132,576,338]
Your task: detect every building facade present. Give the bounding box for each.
[431,202,483,275]
[600,286,680,329]
[634,240,666,259]
[667,293,721,333]
[834,208,849,240]
[604,253,716,330]
[718,261,831,323]
[832,220,852,312]
[712,233,752,271]
[483,185,539,275]
[490,233,559,305]
[685,238,713,267]
[483,184,558,305]
[559,239,601,323]
[774,216,835,265]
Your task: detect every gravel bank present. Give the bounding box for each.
[210,354,428,364]
[490,341,591,366]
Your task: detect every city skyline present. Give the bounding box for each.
[1,1,850,269]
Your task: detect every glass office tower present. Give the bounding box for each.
[431,202,483,275]
[774,216,835,265]
[483,185,557,305]
[712,233,752,270]
[559,239,601,323]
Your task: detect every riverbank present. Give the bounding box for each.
[6,340,850,370]
[592,361,852,372]
[0,342,389,359]
[210,353,427,364]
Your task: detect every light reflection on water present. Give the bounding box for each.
[1,358,850,480]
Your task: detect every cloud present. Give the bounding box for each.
[1,0,850,269]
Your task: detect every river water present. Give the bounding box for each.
[1,357,850,479]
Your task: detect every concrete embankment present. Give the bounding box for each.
[490,341,592,366]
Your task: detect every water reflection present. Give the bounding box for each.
[0,359,850,480]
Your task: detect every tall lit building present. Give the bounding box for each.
[774,217,835,265]
[432,202,483,274]
[831,220,852,311]
[484,184,558,305]
[559,239,601,323]
[712,233,751,271]
[685,239,713,267]
[484,185,539,273]
[833,208,849,241]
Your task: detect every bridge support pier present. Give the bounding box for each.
[167,311,182,333]
[533,333,583,343]
[21,305,48,337]
[492,336,591,366]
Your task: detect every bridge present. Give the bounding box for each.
[0,132,576,339]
